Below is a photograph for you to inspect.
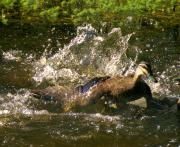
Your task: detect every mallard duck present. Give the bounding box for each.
[31,61,158,111]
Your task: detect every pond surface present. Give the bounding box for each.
[0,22,179,147]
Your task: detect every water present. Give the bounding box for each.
[0,23,180,146]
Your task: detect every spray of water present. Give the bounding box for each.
[0,24,138,116]
[32,24,136,86]
[1,24,178,117]
[2,50,22,61]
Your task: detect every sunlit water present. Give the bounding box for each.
[0,24,179,146]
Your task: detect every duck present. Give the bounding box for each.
[31,61,159,112]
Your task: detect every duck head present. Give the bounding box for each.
[134,61,158,83]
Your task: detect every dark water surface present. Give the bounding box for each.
[0,22,180,146]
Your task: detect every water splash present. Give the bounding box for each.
[32,24,136,86]
[0,89,49,116]
[0,24,139,117]
[1,24,178,117]
[2,50,22,61]
[154,63,180,97]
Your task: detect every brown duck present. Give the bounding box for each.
[31,61,158,112]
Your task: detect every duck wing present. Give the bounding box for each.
[76,76,110,93]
